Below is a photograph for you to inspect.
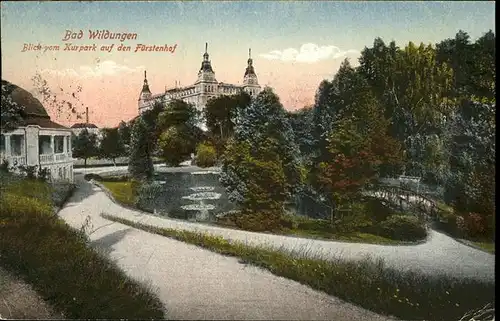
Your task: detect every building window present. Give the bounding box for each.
[54,136,64,154]
[10,135,24,156]
[39,136,52,155]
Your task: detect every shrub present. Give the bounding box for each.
[0,159,9,172]
[462,213,488,239]
[195,142,217,168]
[83,173,103,181]
[377,215,427,241]
[333,212,374,233]
[362,196,395,222]
[233,210,283,232]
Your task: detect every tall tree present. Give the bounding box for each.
[98,127,125,165]
[157,99,201,131]
[128,116,154,181]
[231,87,303,194]
[158,126,197,166]
[287,106,315,162]
[72,129,98,167]
[313,78,402,207]
[117,120,132,151]
[156,100,202,166]
[221,137,288,231]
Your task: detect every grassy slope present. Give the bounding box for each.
[0,173,165,319]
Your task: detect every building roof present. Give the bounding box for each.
[70,123,98,129]
[2,79,69,129]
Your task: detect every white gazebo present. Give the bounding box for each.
[0,80,74,182]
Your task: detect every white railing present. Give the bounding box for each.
[40,154,53,163]
[55,153,66,161]
[0,154,26,166]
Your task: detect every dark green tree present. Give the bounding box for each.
[117,120,132,152]
[72,129,98,167]
[128,116,154,181]
[98,127,125,165]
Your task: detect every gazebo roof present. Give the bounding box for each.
[2,79,68,129]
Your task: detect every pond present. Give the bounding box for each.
[137,171,236,222]
[135,170,331,222]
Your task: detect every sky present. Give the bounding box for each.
[1,1,495,128]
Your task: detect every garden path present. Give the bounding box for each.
[58,176,398,320]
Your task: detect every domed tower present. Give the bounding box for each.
[196,43,217,84]
[194,43,218,113]
[138,70,152,113]
[242,48,261,97]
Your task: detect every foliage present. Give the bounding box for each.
[195,142,217,168]
[220,138,288,231]
[104,214,495,321]
[158,126,197,166]
[287,107,315,161]
[230,87,303,196]
[72,129,98,167]
[0,173,165,318]
[314,88,402,207]
[1,81,24,132]
[141,100,166,154]
[128,116,154,181]
[98,127,125,163]
[377,215,427,241]
[459,213,490,240]
[117,121,132,151]
[157,99,201,131]
[204,91,251,142]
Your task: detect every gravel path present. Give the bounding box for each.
[58,177,398,320]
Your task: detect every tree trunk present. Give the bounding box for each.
[112,158,116,166]
[84,158,87,168]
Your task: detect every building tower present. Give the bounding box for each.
[242,48,261,97]
[196,43,217,83]
[138,70,152,111]
[194,43,218,110]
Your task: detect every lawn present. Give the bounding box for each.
[0,172,165,319]
[100,180,137,207]
[472,241,495,254]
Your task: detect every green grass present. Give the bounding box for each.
[471,241,495,254]
[218,216,405,245]
[100,181,137,207]
[0,172,165,319]
[101,213,495,321]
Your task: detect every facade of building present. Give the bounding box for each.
[138,44,262,114]
[1,80,74,182]
[70,107,101,139]
[70,123,101,139]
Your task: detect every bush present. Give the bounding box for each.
[362,196,395,222]
[0,175,165,318]
[233,210,283,232]
[195,142,217,168]
[377,215,427,241]
[83,173,103,181]
[462,213,489,239]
